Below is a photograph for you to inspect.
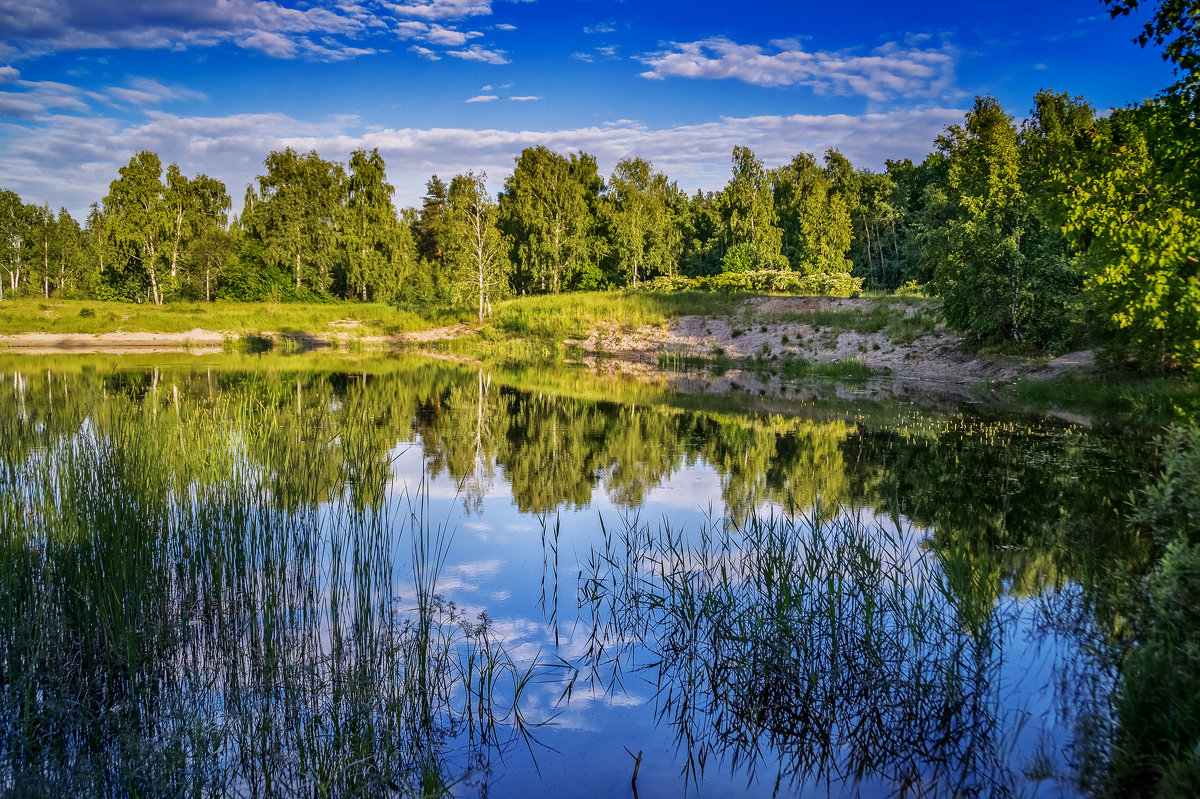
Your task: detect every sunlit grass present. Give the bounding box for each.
[759,295,942,345]
[0,298,431,336]
[488,290,739,342]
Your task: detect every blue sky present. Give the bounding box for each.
[0,0,1178,219]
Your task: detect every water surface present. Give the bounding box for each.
[0,354,1157,797]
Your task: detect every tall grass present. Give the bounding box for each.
[0,390,545,796]
[570,507,1034,796]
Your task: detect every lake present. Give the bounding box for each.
[0,353,1160,797]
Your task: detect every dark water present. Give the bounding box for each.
[0,355,1160,797]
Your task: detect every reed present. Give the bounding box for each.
[570,506,1025,796]
[0,386,545,796]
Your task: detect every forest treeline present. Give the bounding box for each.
[1,6,1196,371]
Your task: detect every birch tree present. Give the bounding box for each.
[499,146,600,294]
[103,151,169,304]
[341,148,399,301]
[605,156,682,286]
[444,171,509,321]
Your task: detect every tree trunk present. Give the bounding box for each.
[171,204,183,277]
[147,245,162,306]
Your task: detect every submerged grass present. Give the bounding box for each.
[1013,373,1200,421]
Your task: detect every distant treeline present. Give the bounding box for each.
[1,81,1197,370]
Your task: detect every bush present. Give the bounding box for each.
[635,270,862,297]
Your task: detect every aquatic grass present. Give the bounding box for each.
[570,506,1023,796]
[0,387,547,796]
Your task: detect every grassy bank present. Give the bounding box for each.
[0,298,431,337]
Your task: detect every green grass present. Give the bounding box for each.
[1012,373,1200,420]
[757,295,942,345]
[488,290,740,342]
[0,298,432,337]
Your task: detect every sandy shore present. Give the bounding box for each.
[0,328,230,354]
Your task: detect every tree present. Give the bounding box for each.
[1105,0,1200,83]
[676,190,723,276]
[0,189,27,299]
[715,146,786,272]
[103,151,169,304]
[928,96,1077,349]
[341,148,400,302]
[1057,0,1199,373]
[53,208,88,298]
[772,152,853,276]
[188,227,238,302]
[443,171,510,321]
[26,202,55,298]
[499,146,600,294]
[604,156,682,286]
[416,175,448,266]
[163,166,231,299]
[246,148,345,296]
[1061,103,1200,372]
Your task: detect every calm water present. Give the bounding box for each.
[0,355,1158,797]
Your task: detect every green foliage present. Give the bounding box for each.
[442,171,510,321]
[928,96,1079,350]
[1111,426,1200,797]
[340,148,403,302]
[772,151,854,276]
[604,156,683,286]
[102,151,170,304]
[1061,99,1200,373]
[1105,0,1200,83]
[499,146,602,294]
[640,269,863,296]
[243,147,346,295]
[715,146,787,272]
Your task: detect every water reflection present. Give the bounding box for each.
[0,356,1160,796]
[0,392,541,797]
[570,510,1039,797]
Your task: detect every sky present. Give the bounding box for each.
[0,0,1179,220]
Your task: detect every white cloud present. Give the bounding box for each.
[494,23,516,31]
[445,44,508,64]
[638,36,958,102]
[465,94,499,102]
[0,106,966,221]
[0,67,20,84]
[0,77,90,119]
[509,95,540,101]
[583,22,617,34]
[385,0,494,21]
[106,78,207,106]
[409,44,440,59]
[1,0,377,63]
